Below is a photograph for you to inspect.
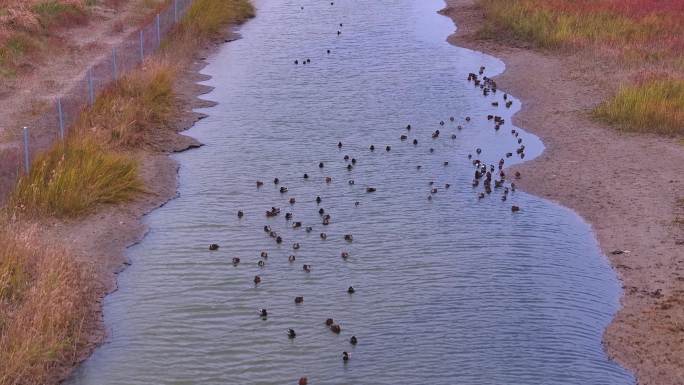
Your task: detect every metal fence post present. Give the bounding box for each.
[57,98,64,140]
[156,14,161,47]
[112,47,118,80]
[140,29,144,62]
[87,69,95,105]
[23,127,29,174]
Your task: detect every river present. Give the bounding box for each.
[67,0,634,384]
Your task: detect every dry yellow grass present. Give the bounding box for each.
[0,224,99,385]
[74,61,177,148]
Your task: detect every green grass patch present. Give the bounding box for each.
[10,137,142,218]
[593,79,684,136]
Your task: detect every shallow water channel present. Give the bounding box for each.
[67,0,635,384]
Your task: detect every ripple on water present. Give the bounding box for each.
[67,0,634,384]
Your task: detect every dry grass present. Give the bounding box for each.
[594,78,684,135]
[74,61,177,148]
[10,136,142,218]
[164,0,254,57]
[0,224,99,385]
[476,0,684,136]
[0,0,90,77]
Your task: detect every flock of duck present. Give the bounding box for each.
[209,3,526,384]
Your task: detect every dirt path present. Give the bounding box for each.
[0,1,161,144]
[441,1,684,384]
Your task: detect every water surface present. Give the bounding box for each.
[68,0,634,384]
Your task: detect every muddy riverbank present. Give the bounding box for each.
[441,1,684,384]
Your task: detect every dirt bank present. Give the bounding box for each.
[441,1,684,384]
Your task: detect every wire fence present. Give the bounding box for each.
[0,0,195,199]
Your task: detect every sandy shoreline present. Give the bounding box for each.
[441,1,684,384]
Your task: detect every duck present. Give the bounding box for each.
[445,183,450,188]
[344,234,353,242]
[294,59,298,65]
[341,251,349,259]
[427,195,432,201]
[366,187,376,193]
[280,186,288,193]
[316,196,322,204]
[288,329,297,338]
[303,173,309,179]
[347,286,355,294]
[305,226,313,233]
[416,165,422,170]
[347,164,353,171]
[511,205,520,212]
[256,181,264,187]
[319,208,325,215]
[355,201,360,206]
[348,180,355,185]
[476,148,482,154]
[326,318,334,326]
[450,116,455,122]
[330,324,342,334]
[289,197,296,204]
[303,264,312,272]
[325,176,332,183]
[260,251,268,258]
[351,158,356,164]
[370,144,375,151]
[478,192,485,199]
[274,177,280,185]
[432,130,440,138]
[406,124,412,130]
[515,171,521,179]
[257,260,265,267]
[209,244,219,251]
[320,233,327,240]
[430,148,434,153]
[344,155,350,161]
[338,141,343,148]
[431,188,438,194]
[293,243,300,250]
[350,336,358,345]
[457,125,463,130]
[443,161,449,166]
[294,296,304,304]
[319,162,324,168]
[289,255,296,262]
[299,377,308,385]
[285,212,293,220]
[232,257,241,265]
[451,134,457,139]
[439,121,444,126]
[293,221,302,228]
[413,139,418,145]
[269,231,277,238]
[276,236,283,244]
[343,352,351,362]
[465,116,471,122]
[386,145,391,152]
[400,134,407,140]
[254,275,261,284]
[259,308,268,318]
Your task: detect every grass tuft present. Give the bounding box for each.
[593,79,684,135]
[0,225,99,385]
[10,136,142,218]
[74,61,177,148]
